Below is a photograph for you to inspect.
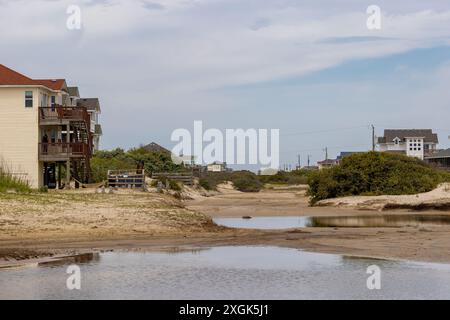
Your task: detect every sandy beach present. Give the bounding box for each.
[2,186,450,267]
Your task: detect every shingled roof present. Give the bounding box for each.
[0,64,67,91]
[378,129,439,144]
[425,149,450,159]
[68,86,80,97]
[77,98,101,112]
[142,142,171,154]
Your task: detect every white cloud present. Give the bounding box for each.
[1,0,450,152]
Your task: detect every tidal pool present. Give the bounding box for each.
[1,246,450,300]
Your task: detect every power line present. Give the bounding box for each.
[280,144,370,154]
[280,125,370,137]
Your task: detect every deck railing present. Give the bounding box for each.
[39,142,90,159]
[39,106,90,124]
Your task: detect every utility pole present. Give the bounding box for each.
[371,124,375,151]
[324,147,328,160]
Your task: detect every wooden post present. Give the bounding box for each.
[65,124,71,188]
[58,162,62,189]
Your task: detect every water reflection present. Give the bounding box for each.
[309,214,450,228]
[1,247,450,300]
[214,214,450,230]
[38,253,100,268]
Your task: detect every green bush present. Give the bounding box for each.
[232,176,262,192]
[151,176,182,191]
[308,152,450,204]
[258,169,311,185]
[198,178,211,190]
[169,180,182,191]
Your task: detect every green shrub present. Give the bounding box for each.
[151,176,182,191]
[199,171,263,192]
[308,152,450,204]
[232,176,262,192]
[169,180,182,191]
[198,178,211,190]
[258,169,311,185]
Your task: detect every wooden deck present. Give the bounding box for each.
[39,106,90,129]
[39,142,90,161]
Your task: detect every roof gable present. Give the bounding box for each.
[0,64,34,85]
[68,87,80,97]
[77,98,101,112]
[383,129,438,144]
[0,64,67,91]
[34,79,67,91]
[142,142,170,154]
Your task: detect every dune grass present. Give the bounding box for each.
[0,163,31,193]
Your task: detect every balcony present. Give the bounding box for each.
[39,106,90,128]
[39,142,90,161]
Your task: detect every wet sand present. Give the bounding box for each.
[2,188,450,267]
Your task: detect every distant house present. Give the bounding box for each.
[67,87,80,106]
[377,129,439,160]
[317,159,338,170]
[425,149,450,170]
[142,142,171,154]
[302,166,319,171]
[207,161,227,172]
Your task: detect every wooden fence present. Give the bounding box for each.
[152,172,194,186]
[107,169,145,188]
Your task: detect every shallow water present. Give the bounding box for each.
[309,214,450,228]
[214,214,450,229]
[214,216,311,229]
[1,246,450,300]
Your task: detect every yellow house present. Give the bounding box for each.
[0,64,99,189]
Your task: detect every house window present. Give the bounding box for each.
[51,96,56,108]
[25,91,33,108]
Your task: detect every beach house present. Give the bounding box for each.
[0,64,102,188]
[207,161,228,172]
[377,129,439,160]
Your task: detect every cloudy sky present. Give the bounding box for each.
[1,0,450,168]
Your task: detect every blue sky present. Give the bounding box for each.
[1,0,450,168]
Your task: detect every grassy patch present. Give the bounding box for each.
[200,171,263,192]
[0,164,31,193]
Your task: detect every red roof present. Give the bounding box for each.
[34,79,67,91]
[0,64,66,91]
